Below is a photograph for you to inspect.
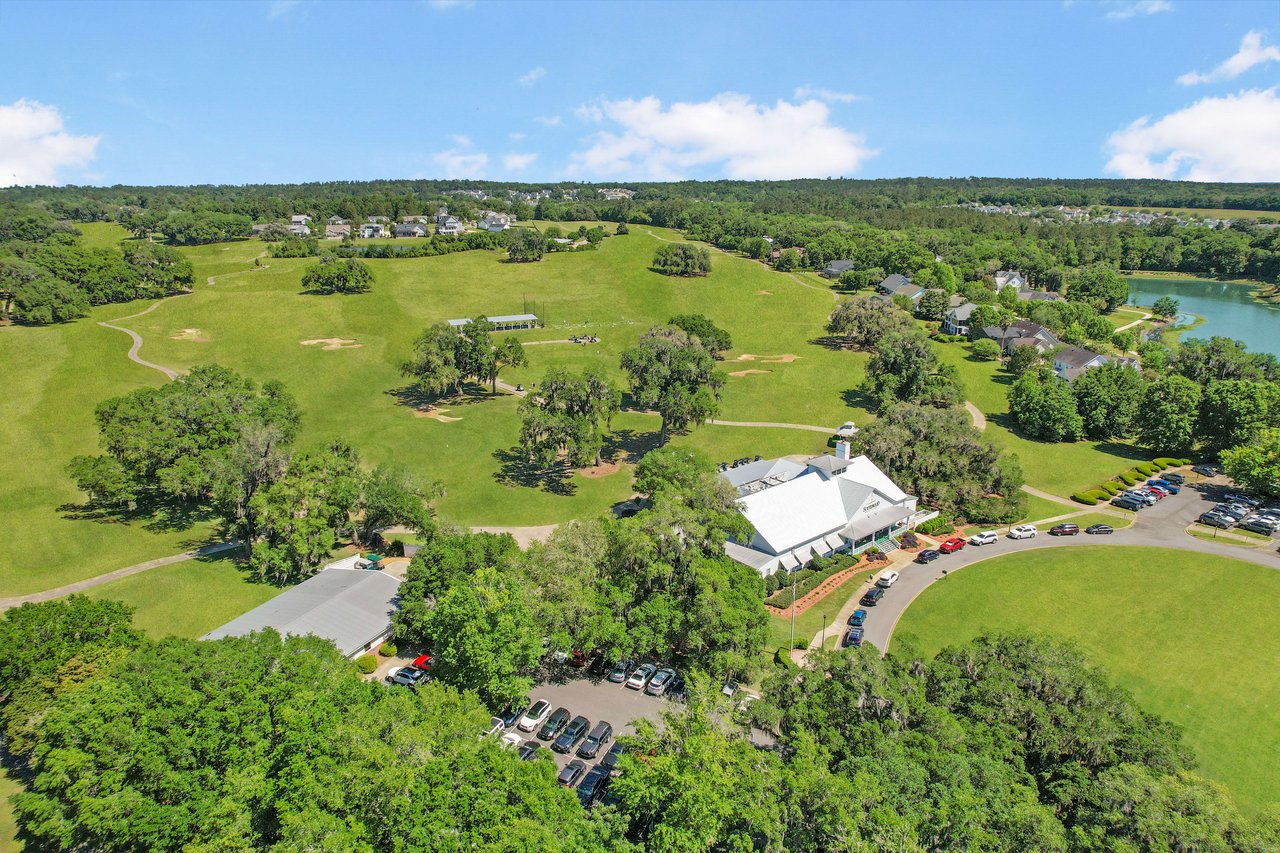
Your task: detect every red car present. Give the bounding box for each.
[1049,523,1080,536]
[412,653,433,670]
[938,537,967,554]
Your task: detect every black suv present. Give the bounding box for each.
[537,707,571,741]
[859,587,884,607]
[578,721,613,759]
[553,715,591,754]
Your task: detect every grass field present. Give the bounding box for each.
[895,546,1280,814]
[0,226,853,594]
[83,552,286,639]
[766,568,873,651]
[0,770,18,853]
[1110,205,1278,221]
[934,342,1148,495]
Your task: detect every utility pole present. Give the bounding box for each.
[789,570,797,651]
[822,613,827,650]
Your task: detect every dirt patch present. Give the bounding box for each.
[301,338,363,350]
[412,406,461,423]
[170,328,209,342]
[756,290,772,295]
[578,459,621,478]
[734,353,799,363]
[729,369,772,377]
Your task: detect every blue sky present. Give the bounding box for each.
[1,0,1278,186]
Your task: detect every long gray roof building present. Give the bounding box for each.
[202,568,402,658]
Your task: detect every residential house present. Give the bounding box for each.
[875,274,925,304]
[478,212,513,232]
[393,222,429,238]
[1050,347,1140,383]
[400,215,430,224]
[291,214,312,226]
[821,259,856,278]
[359,223,386,239]
[769,247,806,262]
[436,216,465,236]
[325,223,351,239]
[434,206,451,227]
[327,215,349,226]
[202,565,402,659]
[994,270,1027,292]
[982,320,1060,354]
[366,215,390,223]
[599,187,636,200]
[250,223,279,236]
[1017,290,1065,304]
[942,301,978,335]
[722,444,936,577]
[288,223,311,237]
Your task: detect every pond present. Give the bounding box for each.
[1126,276,1280,357]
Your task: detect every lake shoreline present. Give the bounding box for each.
[1125,274,1280,357]
[1122,270,1278,306]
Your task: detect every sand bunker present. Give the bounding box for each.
[756,290,772,295]
[301,338,363,350]
[728,369,772,377]
[734,353,799,363]
[170,328,209,342]
[413,407,461,423]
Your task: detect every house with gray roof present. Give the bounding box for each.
[437,216,465,236]
[942,301,978,335]
[983,320,1060,353]
[202,567,402,658]
[822,259,856,278]
[994,270,1027,291]
[1017,290,1065,303]
[359,223,386,239]
[1050,346,1139,383]
[875,274,924,304]
[393,222,429,238]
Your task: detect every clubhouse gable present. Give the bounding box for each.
[722,444,936,576]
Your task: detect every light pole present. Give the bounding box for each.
[821,613,827,650]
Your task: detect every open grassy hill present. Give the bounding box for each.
[895,546,1280,814]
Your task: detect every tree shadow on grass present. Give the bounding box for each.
[386,383,504,412]
[840,387,877,412]
[57,496,215,535]
[492,446,577,496]
[809,335,863,353]
[1091,441,1152,463]
[601,428,663,466]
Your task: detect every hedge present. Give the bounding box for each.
[356,654,378,675]
[918,516,953,536]
[1119,472,1138,486]
[1072,492,1098,505]
[378,642,398,657]
[1101,482,1122,495]
[1135,463,1158,476]
[764,555,859,607]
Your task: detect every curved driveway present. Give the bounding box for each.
[864,481,1279,654]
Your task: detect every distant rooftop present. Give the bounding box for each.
[446,313,538,327]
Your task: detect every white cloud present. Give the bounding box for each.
[502,152,538,171]
[1104,0,1172,20]
[1104,88,1280,181]
[0,100,99,187]
[433,138,488,178]
[534,114,562,126]
[518,66,546,87]
[508,131,526,141]
[793,85,862,104]
[267,0,300,20]
[1177,30,1280,85]
[569,93,876,181]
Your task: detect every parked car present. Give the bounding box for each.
[1224,493,1259,507]
[876,570,900,588]
[1049,523,1080,536]
[843,627,864,647]
[577,765,612,806]
[1216,505,1249,521]
[607,659,633,683]
[480,716,504,739]
[626,663,657,690]
[938,537,967,554]
[859,587,885,607]
[554,715,591,753]
[537,707,571,741]
[601,740,627,775]
[914,549,941,564]
[835,421,858,438]
[1240,517,1277,535]
[568,650,589,668]
[1162,472,1186,485]
[578,721,613,759]
[387,666,429,688]
[1198,513,1234,529]
[1009,525,1038,539]
[500,700,529,728]
[667,673,686,700]
[847,608,867,627]
[1111,496,1143,511]
[1124,490,1156,506]
[1139,488,1163,502]
[968,531,998,546]
[557,759,587,788]
[1192,464,1217,477]
[645,667,676,696]
[721,680,739,698]
[500,732,523,750]
[1254,513,1280,527]
[411,653,433,670]
[1148,479,1180,494]
[1085,523,1114,535]
[1145,484,1170,497]
[518,740,541,761]
[518,699,552,732]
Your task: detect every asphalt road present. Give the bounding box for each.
[862,479,1279,653]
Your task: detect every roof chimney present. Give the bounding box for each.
[835,440,852,460]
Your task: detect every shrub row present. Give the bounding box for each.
[378,642,398,657]
[764,554,860,605]
[934,333,967,343]
[1075,459,1192,506]
[1071,489,1110,505]
[918,516,953,536]
[356,654,378,675]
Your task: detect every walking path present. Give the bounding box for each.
[1020,484,1078,506]
[97,297,183,380]
[963,401,987,432]
[1114,311,1152,333]
[706,418,834,434]
[0,541,240,610]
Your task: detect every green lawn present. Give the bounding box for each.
[0,769,19,853]
[934,342,1150,496]
[766,568,873,651]
[73,221,131,248]
[83,553,286,639]
[895,546,1280,814]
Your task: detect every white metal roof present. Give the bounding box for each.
[446,313,538,327]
